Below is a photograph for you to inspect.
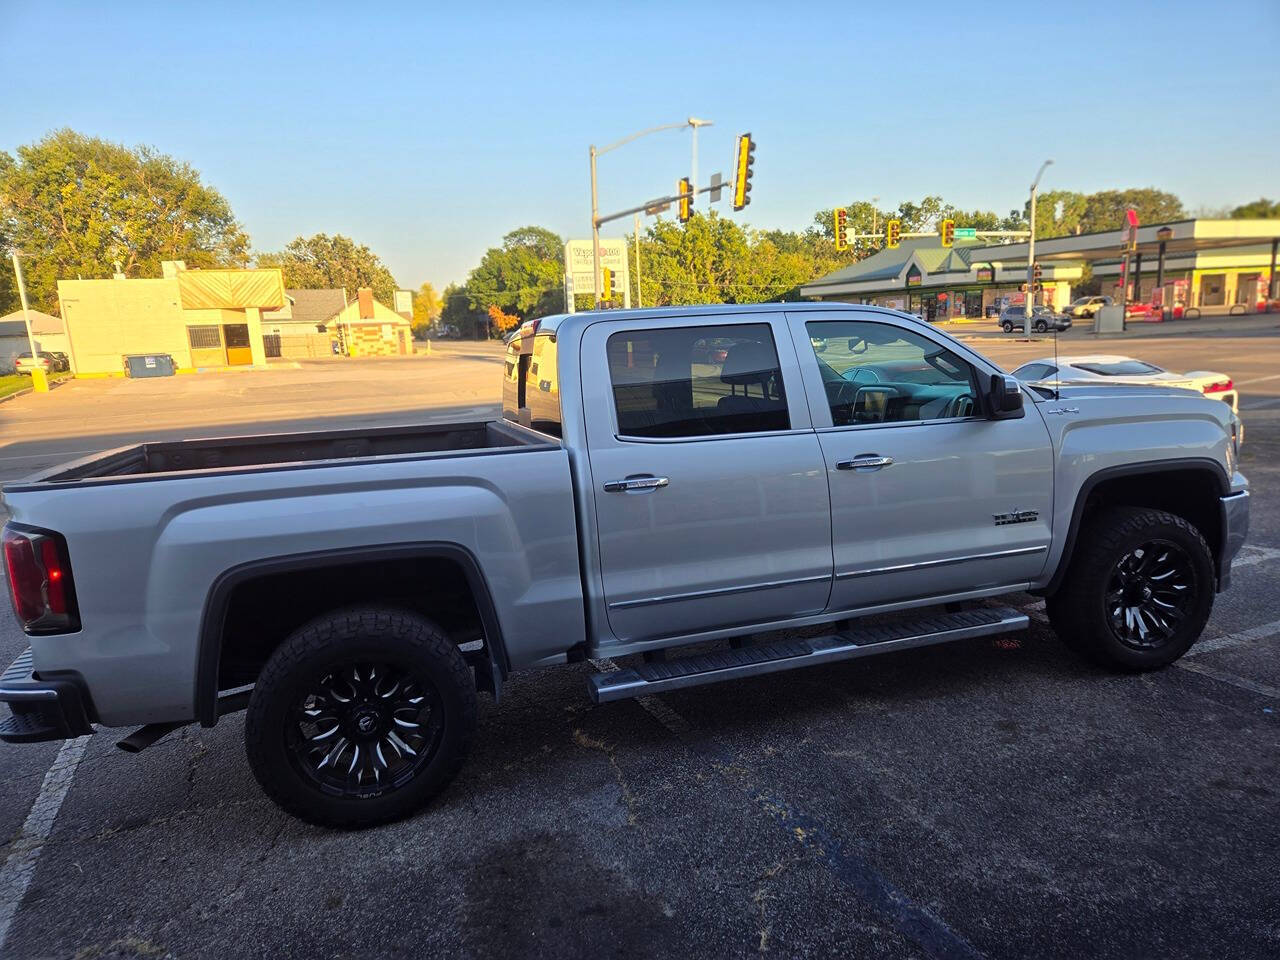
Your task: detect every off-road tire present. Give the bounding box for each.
[1047,506,1214,670]
[245,606,477,828]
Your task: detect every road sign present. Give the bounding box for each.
[953,227,977,239]
[709,172,723,203]
[564,238,630,312]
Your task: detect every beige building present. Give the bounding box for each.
[329,289,413,357]
[260,288,348,359]
[56,261,285,375]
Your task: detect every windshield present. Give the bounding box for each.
[1074,360,1164,376]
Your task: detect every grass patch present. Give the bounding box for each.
[0,371,72,399]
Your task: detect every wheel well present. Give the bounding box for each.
[1049,465,1225,594]
[203,551,503,722]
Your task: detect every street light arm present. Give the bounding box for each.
[1031,159,1054,191]
[597,121,691,155]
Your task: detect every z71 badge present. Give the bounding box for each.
[993,509,1039,526]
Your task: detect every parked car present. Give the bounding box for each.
[46,351,70,371]
[1124,302,1157,320]
[999,305,1072,334]
[1,303,1249,828]
[1010,354,1240,415]
[12,352,56,375]
[1065,296,1112,319]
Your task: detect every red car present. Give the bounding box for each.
[1124,302,1159,321]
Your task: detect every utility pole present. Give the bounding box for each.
[871,196,880,242]
[688,117,713,207]
[1025,159,1053,338]
[634,213,643,309]
[10,250,49,393]
[590,145,601,310]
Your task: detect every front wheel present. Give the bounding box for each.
[1047,507,1214,670]
[245,607,477,828]
[1035,320,1048,333]
[1002,321,1014,333]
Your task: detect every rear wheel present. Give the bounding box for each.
[1002,320,1014,333]
[1047,507,1214,670]
[245,607,477,828]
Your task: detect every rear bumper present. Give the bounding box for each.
[1217,489,1250,592]
[0,648,94,743]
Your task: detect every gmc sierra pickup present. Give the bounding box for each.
[1,303,1250,827]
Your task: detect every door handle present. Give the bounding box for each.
[836,455,894,471]
[603,475,670,492]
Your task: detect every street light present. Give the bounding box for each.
[1025,159,1053,338]
[589,117,712,309]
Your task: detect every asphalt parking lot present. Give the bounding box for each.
[0,326,1278,959]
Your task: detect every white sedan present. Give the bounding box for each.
[1010,354,1238,413]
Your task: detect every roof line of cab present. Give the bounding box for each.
[511,302,927,343]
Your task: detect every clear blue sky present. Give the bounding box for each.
[4,0,1277,293]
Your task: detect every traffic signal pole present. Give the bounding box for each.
[590,146,601,310]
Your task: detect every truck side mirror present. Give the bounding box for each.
[989,374,1025,419]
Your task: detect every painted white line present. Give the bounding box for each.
[1234,372,1280,387]
[1233,545,1280,568]
[1240,396,1280,410]
[0,735,91,952]
[1176,660,1280,700]
[590,658,690,734]
[0,449,99,464]
[1185,619,1280,658]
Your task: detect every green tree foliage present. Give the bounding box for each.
[257,233,398,304]
[0,129,249,312]
[464,226,564,319]
[1021,188,1184,238]
[411,281,442,337]
[1230,198,1280,219]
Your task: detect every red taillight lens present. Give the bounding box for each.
[2,526,79,633]
[1203,379,1233,394]
[3,530,44,623]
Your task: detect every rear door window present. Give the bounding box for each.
[606,324,789,438]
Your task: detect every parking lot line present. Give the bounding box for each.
[0,735,91,954]
[1176,661,1279,700]
[1234,372,1280,387]
[1184,619,1280,658]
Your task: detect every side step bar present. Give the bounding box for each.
[588,607,1028,704]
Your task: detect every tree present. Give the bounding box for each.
[1077,188,1183,234]
[411,281,442,337]
[256,233,398,303]
[486,303,520,337]
[1230,198,1280,219]
[464,225,564,324]
[0,128,249,311]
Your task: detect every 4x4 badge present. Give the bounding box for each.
[993,509,1039,526]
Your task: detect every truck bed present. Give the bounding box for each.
[13,419,552,485]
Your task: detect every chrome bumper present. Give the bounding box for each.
[1218,489,1250,591]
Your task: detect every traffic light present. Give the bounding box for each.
[732,133,755,210]
[601,267,614,301]
[940,218,955,247]
[834,207,848,251]
[886,219,901,249]
[678,177,693,223]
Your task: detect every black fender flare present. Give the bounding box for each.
[1039,458,1229,597]
[194,541,510,727]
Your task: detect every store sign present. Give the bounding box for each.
[976,266,994,283]
[905,265,922,287]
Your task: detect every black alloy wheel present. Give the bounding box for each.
[1104,539,1194,650]
[287,661,445,797]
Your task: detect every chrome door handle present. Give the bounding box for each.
[603,476,670,492]
[836,455,894,471]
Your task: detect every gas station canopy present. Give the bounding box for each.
[966,218,1280,264]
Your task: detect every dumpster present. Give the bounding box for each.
[122,354,176,378]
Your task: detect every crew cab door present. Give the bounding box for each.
[786,310,1054,611]
[581,314,832,644]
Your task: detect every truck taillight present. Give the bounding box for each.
[2,525,79,634]
[1203,379,1233,394]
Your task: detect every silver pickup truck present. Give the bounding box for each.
[1,303,1250,827]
